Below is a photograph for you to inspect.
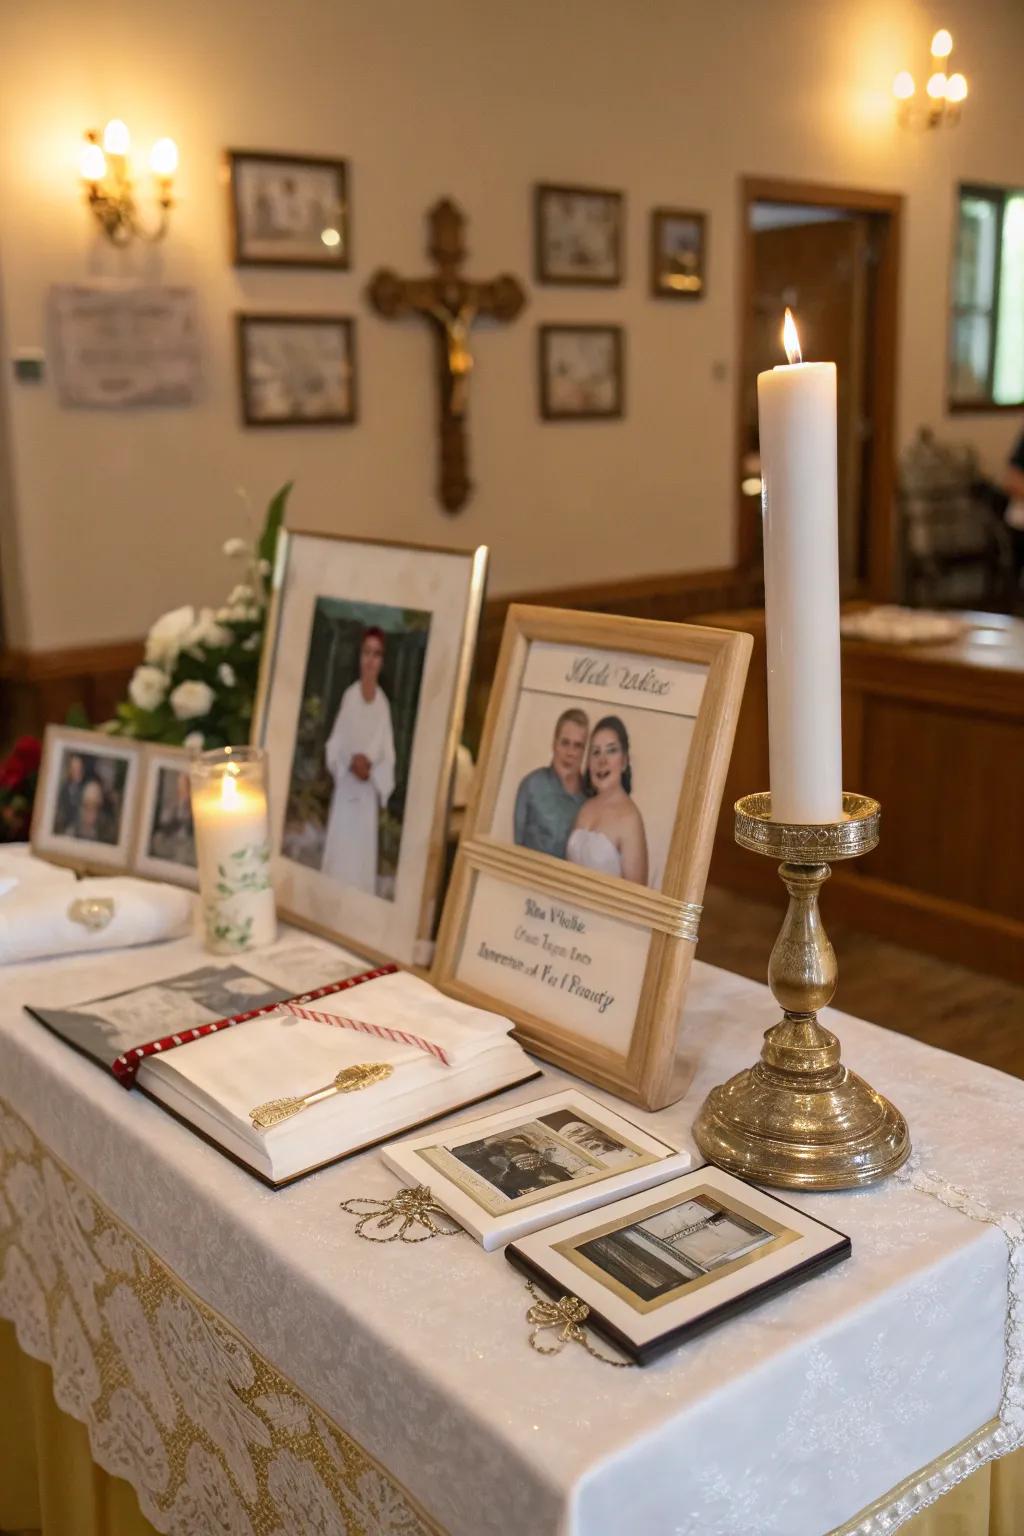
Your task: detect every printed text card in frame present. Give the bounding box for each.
[433,606,751,1109]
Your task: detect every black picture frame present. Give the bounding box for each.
[236,314,357,429]
[506,1167,851,1364]
[650,207,707,300]
[538,323,624,421]
[534,183,624,286]
[227,150,350,269]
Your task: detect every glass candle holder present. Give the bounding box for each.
[190,746,277,953]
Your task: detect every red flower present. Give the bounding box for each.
[0,735,41,789]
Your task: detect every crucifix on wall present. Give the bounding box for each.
[368,198,526,513]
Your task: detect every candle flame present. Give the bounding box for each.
[220,770,241,809]
[783,308,802,365]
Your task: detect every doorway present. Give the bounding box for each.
[736,177,902,597]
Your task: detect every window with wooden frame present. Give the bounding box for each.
[949,184,1024,410]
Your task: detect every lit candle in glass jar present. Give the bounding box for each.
[190,747,276,952]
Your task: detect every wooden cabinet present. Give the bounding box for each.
[697,608,1024,983]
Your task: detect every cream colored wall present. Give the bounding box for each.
[0,0,1022,651]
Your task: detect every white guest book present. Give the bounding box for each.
[27,934,539,1186]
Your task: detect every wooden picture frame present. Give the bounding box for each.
[227,150,350,269]
[650,207,707,300]
[253,528,488,968]
[534,183,624,286]
[433,606,752,1109]
[539,325,624,420]
[30,726,143,874]
[236,315,357,428]
[131,744,199,890]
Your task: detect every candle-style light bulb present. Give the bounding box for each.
[945,72,968,104]
[926,71,948,100]
[80,141,107,183]
[892,70,916,101]
[783,308,803,365]
[149,136,178,177]
[102,119,131,156]
[930,28,953,59]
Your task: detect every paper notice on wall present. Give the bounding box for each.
[49,284,201,407]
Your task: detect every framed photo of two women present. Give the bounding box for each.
[255,530,487,967]
[434,607,752,1109]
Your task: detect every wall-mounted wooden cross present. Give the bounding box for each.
[368,198,526,513]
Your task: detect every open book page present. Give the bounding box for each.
[26,932,368,1068]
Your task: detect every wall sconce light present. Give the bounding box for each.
[893,29,968,127]
[80,120,179,244]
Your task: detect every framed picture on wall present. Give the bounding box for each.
[254,530,488,966]
[31,726,143,873]
[534,184,624,286]
[650,208,707,299]
[433,605,752,1109]
[237,315,356,428]
[131,745,198,889]
[539,325,624,420]
[227,150,350,268]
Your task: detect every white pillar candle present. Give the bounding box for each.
[190,747,277,952]
[757,309,843,824]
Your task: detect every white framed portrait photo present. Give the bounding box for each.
[131,745,198,889]
[255,530,488,967]
[31,726,143,873]
[384,1089,690,1250]
[434,607,752,1109]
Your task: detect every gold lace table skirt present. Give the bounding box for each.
[2,1319,1022,1536]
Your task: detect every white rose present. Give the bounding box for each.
[183,731,205,751]
[185,607,232,652]
[128,664,169,712]
[217,663,236,687]
[169,680,215,721]
[228,584,255,606]
[243,632,263,651]
[223,537,248,558]
[145,605,195,669]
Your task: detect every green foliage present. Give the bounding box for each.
[110,484,290,750]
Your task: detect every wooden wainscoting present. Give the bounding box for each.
[0,566,761,752]
[697,607,1024,984]
[0,639,143,744]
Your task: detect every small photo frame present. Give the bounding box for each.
[132,745,198,889]
[227,150,350,268]
[237,315,356,428]
[433,606,751,1108]
[383,1089,691,1250]
[650,208,707,300]
[255,529,488,966]
[539,325,624,420]
[534,184,624,286]
[507,1166,851,1364]
[31,726,142,873]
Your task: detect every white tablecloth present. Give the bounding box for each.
[1,929,1021,1536]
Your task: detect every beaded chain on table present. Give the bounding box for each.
[839,1157,1024,1536]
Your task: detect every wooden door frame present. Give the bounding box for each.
[736,175,903,599]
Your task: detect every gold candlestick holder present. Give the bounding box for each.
[693,792,910,1190]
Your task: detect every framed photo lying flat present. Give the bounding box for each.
[254,529,488,968]
[383,1089,691,1250]
[507,1166,851,1364]
[433,605,751,1109]
[31,726,143,874]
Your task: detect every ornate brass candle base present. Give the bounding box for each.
[693,792,910,1190]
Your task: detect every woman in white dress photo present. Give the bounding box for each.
[566,716,649,886]
[321,627,396,893]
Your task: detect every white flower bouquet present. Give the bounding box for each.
[112,483,290,750]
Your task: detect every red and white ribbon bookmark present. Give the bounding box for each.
[111,965,415,1087]
[277,1000,450,1065]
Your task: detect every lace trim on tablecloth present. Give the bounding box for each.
[832,1159,1024,1536]
[0,1097,444,1536]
